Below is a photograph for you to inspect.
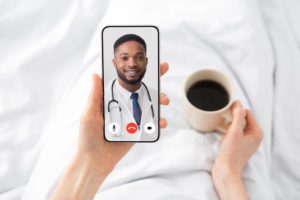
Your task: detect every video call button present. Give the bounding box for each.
[144,122,155,134]
[126,122,138,134]
[109,123,120,136]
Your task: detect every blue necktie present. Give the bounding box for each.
[130,92,142,127]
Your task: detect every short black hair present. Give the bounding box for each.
[113,34,147,53]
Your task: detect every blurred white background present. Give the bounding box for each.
[0,0,299,199]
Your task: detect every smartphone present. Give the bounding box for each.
[102,26,160,142]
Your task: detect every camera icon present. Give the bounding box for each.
[144,122,155,134]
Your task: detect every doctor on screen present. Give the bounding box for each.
[104,34,158,141]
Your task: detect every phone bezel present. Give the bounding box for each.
[101,25,160,143]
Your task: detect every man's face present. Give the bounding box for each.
[113,40,148,85]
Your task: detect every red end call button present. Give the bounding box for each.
[126,122,138,134]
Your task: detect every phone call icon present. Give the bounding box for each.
[126,122,138,134]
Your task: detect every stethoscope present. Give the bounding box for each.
[108,79,155,136]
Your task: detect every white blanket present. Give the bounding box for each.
[1,0,299,199]
[0,0,109,199]
[260,0,300,199]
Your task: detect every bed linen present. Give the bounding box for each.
[0,0,299,199]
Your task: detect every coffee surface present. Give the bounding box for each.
[187,80,229,111]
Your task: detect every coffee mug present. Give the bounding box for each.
[183,69,234,132]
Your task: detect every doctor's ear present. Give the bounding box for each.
[112,58,117,68]
[145,57,148,66]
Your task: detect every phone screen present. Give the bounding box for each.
[102,26,160,142]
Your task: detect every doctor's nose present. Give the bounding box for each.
[127,57,138,67]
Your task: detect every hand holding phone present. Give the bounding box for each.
[77,63,169,176]
[50,29,168,199]
[50,63,169,199]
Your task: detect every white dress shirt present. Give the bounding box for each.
[115,79,144,118]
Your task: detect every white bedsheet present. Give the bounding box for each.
[260,0,300,199]
[0,0,109,199]
[0,0,299,199]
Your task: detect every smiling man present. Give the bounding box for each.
[104,33,158,141]
[113,34,148,92]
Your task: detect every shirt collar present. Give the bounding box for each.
[115,79,143,103]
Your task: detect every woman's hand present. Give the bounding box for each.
[77,62,170,176]
[212,101,263,200]
[50,63,170,200]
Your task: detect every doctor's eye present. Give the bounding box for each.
[120,56,128,62]
[136,55,145,61]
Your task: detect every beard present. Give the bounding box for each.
[116,67,146,85]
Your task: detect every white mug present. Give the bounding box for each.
[183,69,235,133]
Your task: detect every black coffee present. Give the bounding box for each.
[187,80,229,111]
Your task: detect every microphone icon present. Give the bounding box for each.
[109,123,120,136]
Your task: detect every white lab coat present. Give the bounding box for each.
[104,79,159,141]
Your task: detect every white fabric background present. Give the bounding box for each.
[0,0,299,199]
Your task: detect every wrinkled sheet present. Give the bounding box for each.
[0,0,299,199]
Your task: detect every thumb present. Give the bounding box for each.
[228,101,246,135]
[84,73,103,116]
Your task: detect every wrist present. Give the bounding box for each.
[73,154,110,180]
[212,160,248,200]
[50,155,108,200]
[70,155,108,199]
[212,159,242,183]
